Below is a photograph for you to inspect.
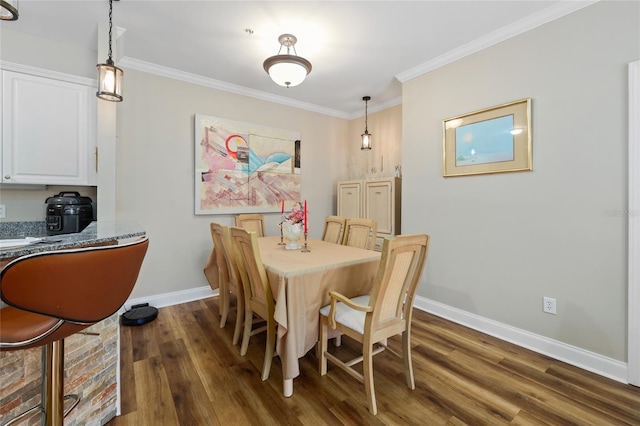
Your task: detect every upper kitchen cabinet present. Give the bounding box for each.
[1,70,96,185]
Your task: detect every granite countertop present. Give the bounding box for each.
[0,221,146,260]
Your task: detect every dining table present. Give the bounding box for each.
[257,235,381,397]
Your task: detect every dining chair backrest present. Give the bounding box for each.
[367,234,429,336]
[235,214,266,237]
[210,222,239,293]
[203,232,220,291]
[342,218,378,250]
[208,222,229,292]
[229,227,273,321]
[321,216,347,244]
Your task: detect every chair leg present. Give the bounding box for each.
[261,318,276,381]
[402,329,415,390]
[318,316,328,376]
[219,285,229,328]
[45,340,65,426]
[232,293,244,346]
[240,304,252,356]
[363,341,377,415]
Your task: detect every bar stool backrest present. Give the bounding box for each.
[1,237,149,325]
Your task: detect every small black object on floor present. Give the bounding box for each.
[120,303,158,326]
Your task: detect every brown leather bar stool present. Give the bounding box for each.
[0,237,149,426]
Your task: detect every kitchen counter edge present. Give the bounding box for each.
[0,221,146,260]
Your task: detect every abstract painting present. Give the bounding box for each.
[195,114,301,214]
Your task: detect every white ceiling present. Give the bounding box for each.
[1,1,597,117]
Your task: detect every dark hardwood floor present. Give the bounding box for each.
[107,297,640,425]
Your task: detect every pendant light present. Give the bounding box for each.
[0,0,18,20]
[96,0,123,102]
[361,96,372,150]
[263,34,312,88]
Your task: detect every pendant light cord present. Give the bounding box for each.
[107,0,114,62]
[364,98,369,132]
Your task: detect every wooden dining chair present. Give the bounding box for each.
[321,215,347,244]
[318,234,430,415]
[229,227,276,381]
[342,218,378,250]
[209,222,244,346]
[235,213,266,237]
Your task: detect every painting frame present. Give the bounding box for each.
[442,98,532,177]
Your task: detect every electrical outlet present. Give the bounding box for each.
[0,204,5,219]
[543,297,556,314]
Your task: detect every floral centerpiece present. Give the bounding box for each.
[280,202,304,249]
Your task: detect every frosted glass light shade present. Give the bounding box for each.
[264,55,312,88]
[361,131,372,150]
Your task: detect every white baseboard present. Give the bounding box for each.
[120,285,217,313]
[414,296,628,384]
[119,287,628,384]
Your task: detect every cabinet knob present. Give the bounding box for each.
[4,175,10,180]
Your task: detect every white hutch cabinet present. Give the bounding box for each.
[1,69,96,185]
[337,177,401,251]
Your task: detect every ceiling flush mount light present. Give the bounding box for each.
[96,0,123,102]
[361,96,372,150]
[0,0,19,20]
[263,34,312,88]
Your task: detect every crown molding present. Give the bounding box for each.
[118,57,351,119]
[347,96,403,120]
[395,0,600,83]
[0,60,96,86]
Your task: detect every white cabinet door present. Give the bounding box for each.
[364,179,393,235]
[2,70,95,185]
[338,178,401,251]
[337,180,362,219]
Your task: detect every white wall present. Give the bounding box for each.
[0,185,97,221]
[0,28,96,79]
[0,27,351,300]
[402,1,639,362]
[344,104,402,181]
[116,69,349,299]
[0,28,98,221]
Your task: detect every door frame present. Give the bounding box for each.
[629,60,639,386]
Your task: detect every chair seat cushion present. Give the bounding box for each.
[320,295,370,333]
[0,307,60,349]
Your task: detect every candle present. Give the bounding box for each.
[281,200,284,214]
[303,200,308,233]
